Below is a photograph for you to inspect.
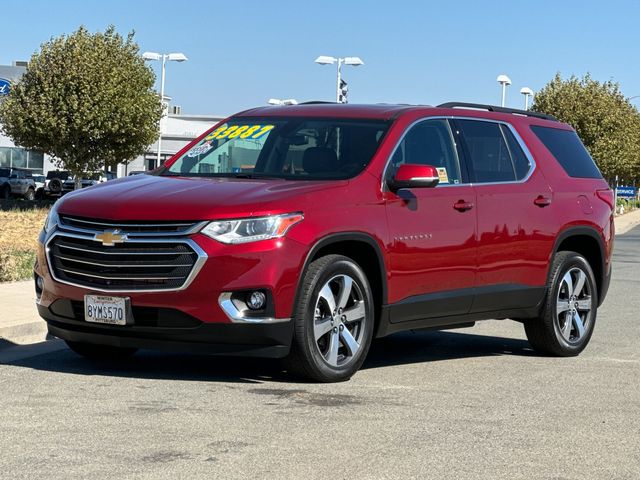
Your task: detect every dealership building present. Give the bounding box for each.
[1,61,224,177]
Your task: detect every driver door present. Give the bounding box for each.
[384,118,477,323]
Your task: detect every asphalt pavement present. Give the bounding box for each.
[0,226,639,479]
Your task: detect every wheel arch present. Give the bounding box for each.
[552,226,606,304]
[294,233,388,328]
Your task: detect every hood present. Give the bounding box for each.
[57,174,348,221]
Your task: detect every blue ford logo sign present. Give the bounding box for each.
[0,78,10,97]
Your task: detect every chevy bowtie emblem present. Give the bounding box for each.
[94,231,126,246]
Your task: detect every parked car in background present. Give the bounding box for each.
[62,171,116,194]
[8,169,37,200]
[32,174,46,199]
[0,168,11,199]
[44,171,70,197]
[36,102,614,382]
[128,171,146,176]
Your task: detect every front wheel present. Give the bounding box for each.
[66,341,138,360]
[524,251,598,356]
[285,255,375,382]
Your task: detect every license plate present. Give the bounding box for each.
[84,295,130,325]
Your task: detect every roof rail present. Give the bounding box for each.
[298,101,337,105]
[437,102,557,122]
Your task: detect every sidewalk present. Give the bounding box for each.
[1,211,640,346]
[0,280,48,345]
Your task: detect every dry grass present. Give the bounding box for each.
[0,204,50,282]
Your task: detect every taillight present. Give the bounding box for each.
[596,189,615,209]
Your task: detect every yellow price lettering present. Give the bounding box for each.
[239,125,262,138]
[252,125,274,139]
[205,126,227,140]
[216,125,239,139]
[228,125,249,138]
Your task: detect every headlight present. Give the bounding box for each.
[44,201,60,233]
[201,213,303,244]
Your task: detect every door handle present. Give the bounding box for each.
[534,195,552,207]
[453,200,474,212]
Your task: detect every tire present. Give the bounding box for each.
[0,185,9,200]
[285,254,375,382]
[48,178,62,194]
[65,340,138,360]
[23,188,35,201]
[524,251,598,356]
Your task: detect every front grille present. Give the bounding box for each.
[47,234,205,292]
[59,215,204,236]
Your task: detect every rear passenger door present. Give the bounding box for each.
[454,118,555,313]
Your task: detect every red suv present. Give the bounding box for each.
[35,102,614,382]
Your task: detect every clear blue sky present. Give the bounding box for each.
[1,0,639,116]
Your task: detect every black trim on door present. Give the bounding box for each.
[375,283,545,338]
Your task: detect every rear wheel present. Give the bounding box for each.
[65,341,137,360]
[285,254,374,382]
[23,188,35,201]
[524,251,597,356]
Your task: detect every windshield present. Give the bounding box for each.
[164,117,390,180]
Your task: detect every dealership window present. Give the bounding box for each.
[0,147,45,173]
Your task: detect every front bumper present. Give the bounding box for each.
[39,301,293,358]
[35,226,308,356]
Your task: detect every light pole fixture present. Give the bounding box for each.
[496,74,512,107]
[143,51,188,167]
[315,55,364,103]
[267,98,299,105]
[520,87,534,110]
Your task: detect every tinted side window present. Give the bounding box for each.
[531,126,602,179]
[390,119,462,185]
[457,119,516,183]
[500,124,532,180]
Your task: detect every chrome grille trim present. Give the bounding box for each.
[45,231,207,293]
[55,255,193,269]
[59,215,207,237]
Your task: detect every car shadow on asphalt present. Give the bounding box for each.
[1,329,535,384]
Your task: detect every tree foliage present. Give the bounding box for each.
[0,26,162,178]
[532,73,640,182]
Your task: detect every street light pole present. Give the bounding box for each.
[142,51,188,169]
[157,55,167,167]
[315,55,364,103]
[497,74,512,107]
[520,87,533,110]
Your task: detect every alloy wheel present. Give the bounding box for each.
[313,274,367,367]
[555,267,593,344]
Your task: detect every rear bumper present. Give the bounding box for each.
[38,303,293,358]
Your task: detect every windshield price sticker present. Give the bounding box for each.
[204,124,275,141]
[186,141,214,157]
[436,167,449,184]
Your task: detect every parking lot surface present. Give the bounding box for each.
[1,226,638,480]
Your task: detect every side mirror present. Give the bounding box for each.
[388,164,440,191]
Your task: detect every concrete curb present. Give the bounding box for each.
[615,208,640,235]
[0,280,48,345]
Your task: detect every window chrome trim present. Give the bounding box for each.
[381,115,537,191]
[45,231,207,293]
[218,293,290,324]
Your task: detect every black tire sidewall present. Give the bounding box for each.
[297,256,374,382]
[549,253,598,354]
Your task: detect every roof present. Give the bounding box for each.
[234,102,564,127]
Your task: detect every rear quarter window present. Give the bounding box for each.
[530,126,602,179]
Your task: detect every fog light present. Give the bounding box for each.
[247,291,266,310]
[34,274,44,299]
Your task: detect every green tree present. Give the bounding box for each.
[0,26,162,182]
[532,73,640,183]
